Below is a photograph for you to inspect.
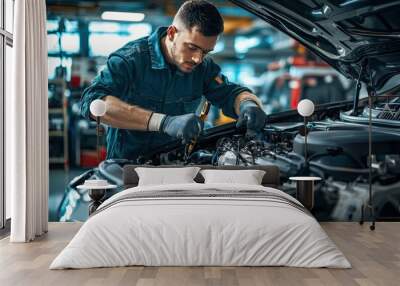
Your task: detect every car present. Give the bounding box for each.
[260,56,352,114]
[59,0,400,223]
[210,56,352,125]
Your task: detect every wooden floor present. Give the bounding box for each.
[0,222,398,286]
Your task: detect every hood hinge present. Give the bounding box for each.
[351,61,366,116]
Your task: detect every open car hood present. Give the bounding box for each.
[230,0,400,91]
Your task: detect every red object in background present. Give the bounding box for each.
[289,56,329,67]
[289,56,307,66]
[70,75,81,88]
[80,147,106,167]
[290,79,302,109]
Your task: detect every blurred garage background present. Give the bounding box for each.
[46,0,353,221]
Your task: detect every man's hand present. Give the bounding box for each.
[236,100,267,134]
[160,113,204,144]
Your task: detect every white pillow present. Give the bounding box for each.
[135,167,201,186]
[200,169,266,185]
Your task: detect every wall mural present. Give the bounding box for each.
[47,1,400,224]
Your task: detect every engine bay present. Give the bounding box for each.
[60,98,400,222]
[146,98,400,220]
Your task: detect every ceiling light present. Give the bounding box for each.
[101,11,145,22]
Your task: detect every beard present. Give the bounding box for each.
[171,42,180,67]
[171,42,196,73]
[171,42,176,63]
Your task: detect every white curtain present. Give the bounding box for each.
[7,0,49,242]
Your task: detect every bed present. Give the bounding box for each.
[50,165,351,269]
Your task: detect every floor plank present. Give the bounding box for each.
[0,222,398,286]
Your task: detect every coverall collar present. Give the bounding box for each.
[148,26,169,70]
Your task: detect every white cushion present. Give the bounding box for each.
[200,169,266,185]
[135,167,201,186]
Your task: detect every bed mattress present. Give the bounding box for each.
[50,183,351,269]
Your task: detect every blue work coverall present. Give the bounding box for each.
[80,27,251,160]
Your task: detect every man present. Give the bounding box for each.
[81,0,267,161]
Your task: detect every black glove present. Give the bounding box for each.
[160,113,204,144]
[236,100,267,134]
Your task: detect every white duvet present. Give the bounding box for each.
[50,183,351,269]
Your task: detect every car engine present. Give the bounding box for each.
[152,99,400,221]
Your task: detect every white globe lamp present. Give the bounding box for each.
[90,99,107,117]
[297,99,315,117]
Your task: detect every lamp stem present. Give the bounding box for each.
[96,116,100,164]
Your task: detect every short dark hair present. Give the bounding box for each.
[176,0,224,36]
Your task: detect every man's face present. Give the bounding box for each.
[168,26,218,73]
